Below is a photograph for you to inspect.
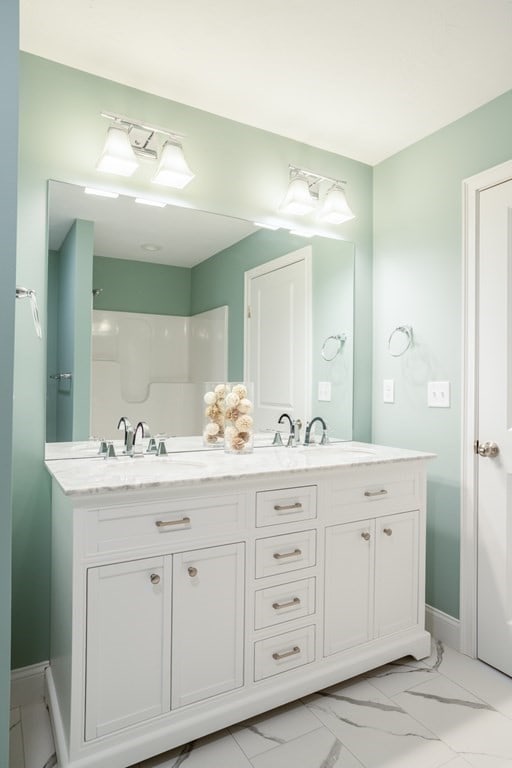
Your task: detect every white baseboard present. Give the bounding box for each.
[10,661,49,708]
[425,605,461,651]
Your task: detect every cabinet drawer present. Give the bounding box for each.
[254,625,315,681]
[85,494,245,554]
[324,465,422,522]
[256,485,317,527]
[254,577,316,630]
[255,530,316,579]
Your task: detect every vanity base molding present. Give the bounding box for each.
[46,453,432,768]
[47,629,430,768]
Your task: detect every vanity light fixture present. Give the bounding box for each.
[280,165,355,224]
[96,112,195,189]
[152,139,195,189]
[279,169,316,215]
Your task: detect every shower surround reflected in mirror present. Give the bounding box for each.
[46,180,355,449]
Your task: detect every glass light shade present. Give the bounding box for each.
[318,186,355,224]
[96,126,139,176]
[152,140,195,189]
[279,175,316,215]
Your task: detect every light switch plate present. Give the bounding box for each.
[318,381,332,401]
[383,379,394,403]
[428,381,450,408]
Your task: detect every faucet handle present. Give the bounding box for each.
[320,429,329,446]
[146,436,158,454]
[272,431,284,446]
[98,438,108,456]
[104,441,117,459]
[156,438,168,456]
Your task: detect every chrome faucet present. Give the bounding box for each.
[278,413,302,447]
[117,416,134,456]
[304,416,328,446]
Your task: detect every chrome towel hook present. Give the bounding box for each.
[388,325,413,357]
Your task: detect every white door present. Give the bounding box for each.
[85,556,171,740]
[245,249,311,432]
[171,543,245,708]
[477,178,512,676]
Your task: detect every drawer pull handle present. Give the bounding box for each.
[273,502,303,512]
[272,645,300,661]
[155,516,191,528]
[272,597,301,610]
[273,548,302,560]
[188,566,198,577]
[383,527,393,536]
[150,573,160,585]
[364,489,388,497]
[361,531,371,541]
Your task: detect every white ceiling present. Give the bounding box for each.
[20,0,512,165]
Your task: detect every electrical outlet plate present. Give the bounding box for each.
[428,381,450,408]
[383,379,394,403]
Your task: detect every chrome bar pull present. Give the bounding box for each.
[364,489,388,497]
[273,548,302,560]
[272,646,300,661]
[273,502,302,512]
[272,597,301,610]
[155,516,191,528]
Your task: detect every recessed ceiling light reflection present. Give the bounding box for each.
[140,243,163,252]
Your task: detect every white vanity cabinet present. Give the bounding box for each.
[46,449,432,768]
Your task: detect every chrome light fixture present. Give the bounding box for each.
[96,112,195,189]
[280,164,354,224]
[96,126,139,176]
[279,170,316,215]
[318,183,354,224]
[152,139,195,189]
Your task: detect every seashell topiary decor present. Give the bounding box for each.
[224,383,254,453]
[203,383,228,445]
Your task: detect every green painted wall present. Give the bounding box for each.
[13,52,373,669]
[1,0,17,758]
[55,220,94,440]
[191,229,354,438]
[373,90,512,618]
[93,256,192,315]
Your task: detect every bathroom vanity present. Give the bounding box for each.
[45,442,434,768]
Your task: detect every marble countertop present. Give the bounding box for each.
[45,440,435,497]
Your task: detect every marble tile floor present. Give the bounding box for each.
[10,641,512,768]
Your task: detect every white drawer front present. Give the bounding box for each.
[256,485,317,527]
[254,577,316,630]
[324,464,422,522]
[254,625,315,681]
[255,530,316,579]
[85,494,245,554]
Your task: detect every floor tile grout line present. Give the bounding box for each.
[434,666,512,719]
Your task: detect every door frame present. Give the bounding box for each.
[461,158,512,657]
[243,246,312,424]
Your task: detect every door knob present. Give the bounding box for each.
[477,441,499,458]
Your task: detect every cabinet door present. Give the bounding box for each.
[172,543,245,708]
[85,556,171,740]
[374,510,419,638]
[324,521,374,656]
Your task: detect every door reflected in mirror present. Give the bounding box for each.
[46,180,354,452]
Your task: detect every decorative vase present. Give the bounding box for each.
[223,382,254,454]
[202,382,228,447]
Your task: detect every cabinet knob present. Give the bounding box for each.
[383,528,393,536]
[150,573,160,585]
[361,531,371,541]
[188,566,198,578]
